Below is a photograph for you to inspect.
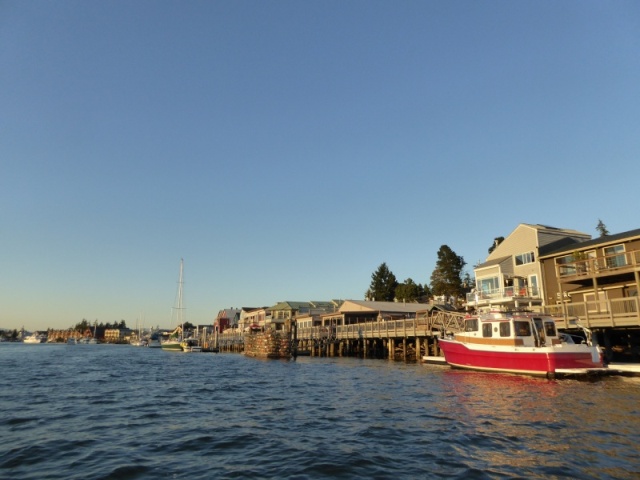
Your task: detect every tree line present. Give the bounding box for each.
[72,319,128,332]
[366,245,472,305]
[367,220,611,306]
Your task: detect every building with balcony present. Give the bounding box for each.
[466,224,591,312]
[539,228,640,329]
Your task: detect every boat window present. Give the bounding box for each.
[464,319,478,332]
[533,318,543,334]
[544,322,557,337]
[499,322,510,337]
[514,321,531,336]
[482,323,492,337]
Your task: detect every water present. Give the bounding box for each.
[1,344,639,480]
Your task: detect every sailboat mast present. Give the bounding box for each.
[178,258,185,332]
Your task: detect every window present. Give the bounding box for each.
[604,244,626,268]
[514,321,531,336]
[464,319,478,332]
[478,277,499,295]
[482,323,493,337]
[499,322,511,337]
[515,252,535,265]
[544,322,557,337]
[557,255,576,276]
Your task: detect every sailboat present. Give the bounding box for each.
[130,314,147,346]
[162,259,186,351]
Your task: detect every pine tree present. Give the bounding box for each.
[430,245,466,302]
[367,263,398,302]
[488,236,505,254]
[395,278,422,302]
[596,219,610,237]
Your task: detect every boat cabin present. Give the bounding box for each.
[457,312,562,348]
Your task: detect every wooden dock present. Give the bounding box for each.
[213,311,467,360]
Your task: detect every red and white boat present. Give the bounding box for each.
[437,311,606,378]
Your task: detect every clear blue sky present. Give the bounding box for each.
[2,1,639,331]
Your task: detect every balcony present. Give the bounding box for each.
[545,297,640,329]
[558,249,640,281]
[466,285,541,307]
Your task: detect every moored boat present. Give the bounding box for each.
[147,331,162,348]
[180,337,202,353]
[162,259,187,352]
[161,338,183,351]
[23,332,47,344]
[436,311,606,378]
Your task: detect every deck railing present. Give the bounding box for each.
[288,311,466,342]
[466,285,541,304]
[544,297,640,329]
[557,249,640,278]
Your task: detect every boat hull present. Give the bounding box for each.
[161,341,183,351]
[24,337,46,344]
[438,338,603,376]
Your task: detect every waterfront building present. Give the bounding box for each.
[238,307,269,331]
[319,300,428,327]
[466,224,591,312]
[214,308,241,333]
[539,227,640,329]
[464,223,640,361]
[104,328,133,343]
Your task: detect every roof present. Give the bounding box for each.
[339,300,426,314]
[270,301,337,311]
[538,236,583,256]
[475,255,511,270]
[520,223,589,236]
[539,227,640,257]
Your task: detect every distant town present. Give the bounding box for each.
[4,222,639,363]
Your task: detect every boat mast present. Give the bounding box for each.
[177,258,185,336]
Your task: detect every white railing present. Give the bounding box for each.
[466,286,541,304]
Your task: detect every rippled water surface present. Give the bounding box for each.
[1,343,639,479]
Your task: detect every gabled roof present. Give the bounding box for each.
[540,228,640,257]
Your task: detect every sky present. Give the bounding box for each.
[1,1,639,332]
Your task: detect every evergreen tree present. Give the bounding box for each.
[430,245,466,301]
[596,219,610,237]
[488,236,505,254]
[367,263,398,302]
[395,278,422,303]
[462,272,475,297]
[419,283,432,303]
[75,318,89,332]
